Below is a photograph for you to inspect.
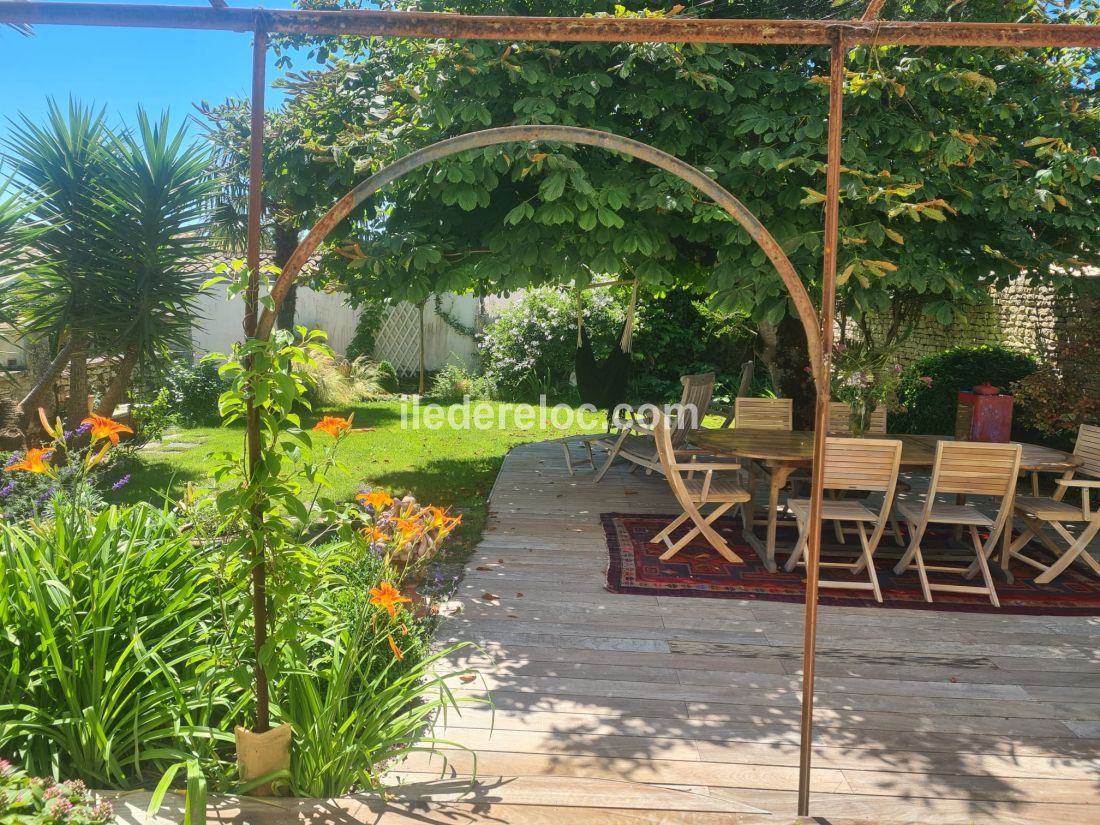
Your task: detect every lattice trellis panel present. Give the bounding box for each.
[374,302,422,376]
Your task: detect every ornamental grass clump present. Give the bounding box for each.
[0,414,242,792]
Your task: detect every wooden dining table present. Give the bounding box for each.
[689,429,1079,572]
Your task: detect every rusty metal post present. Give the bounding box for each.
[797,28,845,817]
[245,20,270,733]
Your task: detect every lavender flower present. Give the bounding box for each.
[3,452,19,468]
[75,421,92,436]
[36,486,56,505]
[0,481,14,498]
[111,474,131,491]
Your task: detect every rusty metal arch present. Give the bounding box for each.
[257,125,824,387]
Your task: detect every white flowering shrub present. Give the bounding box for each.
[478,287,625,401]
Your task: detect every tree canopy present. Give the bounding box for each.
[259,0,1099,351]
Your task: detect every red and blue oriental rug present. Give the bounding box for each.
[602,513,1100,615]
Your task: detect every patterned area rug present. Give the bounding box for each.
[602,513,1100,614]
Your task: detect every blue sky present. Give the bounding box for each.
[0,0,309,139]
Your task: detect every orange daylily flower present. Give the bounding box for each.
[394,517,423,543]
[37,408,62,439]
[81,414,134,445]
[5,447,54,474]
[361,525,389,542]
[356,490,394,511]
[387,634,404,661]
[312,416,352,436]
[369,581,412,618]
[423,505,462,536]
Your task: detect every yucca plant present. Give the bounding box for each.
[0,502,246,787]
[91,109,219,417]
[2,100,115,423]
[2,100,216,428]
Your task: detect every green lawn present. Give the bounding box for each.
[112,400,605,559]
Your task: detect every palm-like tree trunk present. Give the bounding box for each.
[65,331,90,428]
[18,337,75,433]
[274,222,298,331]
[95,343,140,418]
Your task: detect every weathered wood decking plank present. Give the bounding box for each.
[427,440,1100,824]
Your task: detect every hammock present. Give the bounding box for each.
[574,279,639,420]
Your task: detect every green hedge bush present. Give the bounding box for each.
[163,360,229,427]
[890,345,1037,436]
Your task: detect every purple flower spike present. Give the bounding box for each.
[76,422,92,435]
[0,481,14,498]
[111,474,131,491]
[3,453,20,468]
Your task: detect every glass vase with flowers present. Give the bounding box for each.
[831,342,904,436]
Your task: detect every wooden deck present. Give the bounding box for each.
[125,439,1100,824]
[404,440,1100,824]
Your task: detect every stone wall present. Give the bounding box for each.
[857,274,1091,368]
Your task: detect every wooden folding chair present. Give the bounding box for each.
[784,438,903,602]
[649,411,750,564]
[719,362,756,427]
[729,396,793,500]
[827,401,887,435]
[824,401,902,544]
[593,372,715,482]
[733,397,793,431]
[1003,424,1100,584]
[893,441,1022,606]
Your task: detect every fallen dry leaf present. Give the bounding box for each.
[475,565,496,571]
[481,592,499,601]
[516,592,524,597]
[459,674,477,683]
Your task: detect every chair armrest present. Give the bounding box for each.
[672,462,742,472]
[608,415,653,437]
[1056,478,1100,488]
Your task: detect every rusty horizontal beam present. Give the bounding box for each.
[0,2,1097,47]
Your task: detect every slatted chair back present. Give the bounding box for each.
[1073,425,1100,479]
[927,441,1022,499]
[827,401,887,435]
[822,437,903,495]
[734,397,793,431]
[654,410,692,503]
[720,362,756,427]
[668,372,715,448]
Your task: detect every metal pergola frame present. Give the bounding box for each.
[2,2,1096,817]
